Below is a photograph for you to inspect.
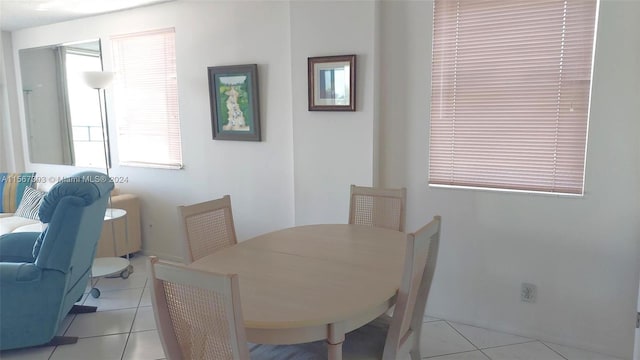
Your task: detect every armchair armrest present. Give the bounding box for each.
[0,263,66,347]
[0,232,39,263]
[0,262,41,282]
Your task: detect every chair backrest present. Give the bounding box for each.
[178,195,237,264]
[35,171,114,328]
[147,256,250,360]
[382,216,441,360]
[348,184,407,232]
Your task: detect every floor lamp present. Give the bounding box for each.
[82,71,114,175]
[82,71,131,298]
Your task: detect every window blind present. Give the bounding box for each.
[429,0,597,194]
[111,28,183,169]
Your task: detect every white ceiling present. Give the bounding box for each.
[0,0,174,32]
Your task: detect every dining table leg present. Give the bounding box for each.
[327,322,345,360]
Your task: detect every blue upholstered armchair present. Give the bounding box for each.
[0,171,113,350]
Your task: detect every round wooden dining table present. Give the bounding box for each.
[188,224,406,360]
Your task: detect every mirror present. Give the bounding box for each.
[19,39,108,167]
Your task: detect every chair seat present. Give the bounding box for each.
[249,317,392,360]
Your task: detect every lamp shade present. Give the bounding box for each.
[83,71,115,89]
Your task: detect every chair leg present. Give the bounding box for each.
[69,305,97,314]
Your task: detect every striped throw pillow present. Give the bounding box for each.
[0,172,36,213]
[14,187,46,220]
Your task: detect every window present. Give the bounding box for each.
[429,0,597,195]
[64,47,104,168]
[111,28,182,169]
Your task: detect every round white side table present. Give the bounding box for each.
[89,208,132,298]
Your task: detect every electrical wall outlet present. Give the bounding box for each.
[521,283,537,303]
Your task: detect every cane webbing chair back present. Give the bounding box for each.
[147,256,250,360]
[349,185,407,232]
[178,195,237,264]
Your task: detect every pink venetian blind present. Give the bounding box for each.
[111,28,183,169]
[429,0,597,195]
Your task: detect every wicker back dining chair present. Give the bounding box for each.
[178,195,237,264]
[379,215,441,359]
[348,184,407,232]
[147,256,250,360]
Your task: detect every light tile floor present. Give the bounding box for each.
[0,255,626,360]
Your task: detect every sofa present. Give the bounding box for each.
[0,173,141,257]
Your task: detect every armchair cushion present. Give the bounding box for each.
[0,232,38,263]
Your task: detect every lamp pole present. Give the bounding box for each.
[83,71,132,293]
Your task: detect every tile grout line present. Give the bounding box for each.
[424,349,490,359]
[542,342,570,360]
[120,273,147,360]
[420,321,484,359]
[48,292,85,360]
[423,316,442,323]
[442,320,577,360]
[478,348,493,360]
[442,320,555,360]
[473,339,539,352]
[444,320,481,350]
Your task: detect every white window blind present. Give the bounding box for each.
[111,28,182,169]
[429,0,597,195]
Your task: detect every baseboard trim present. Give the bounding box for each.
[139,249,184,263]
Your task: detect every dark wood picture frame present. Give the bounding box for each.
[208,64,261,141]
[308,54,356,111]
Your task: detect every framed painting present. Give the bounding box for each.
[208,64,261,141]
[308,54,356,111]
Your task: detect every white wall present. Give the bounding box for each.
[6,0,640,357]
[290,0,378,225]
[380,0,640,358]
[10,1,295,261]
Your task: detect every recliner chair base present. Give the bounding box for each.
[69,305,97,314]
